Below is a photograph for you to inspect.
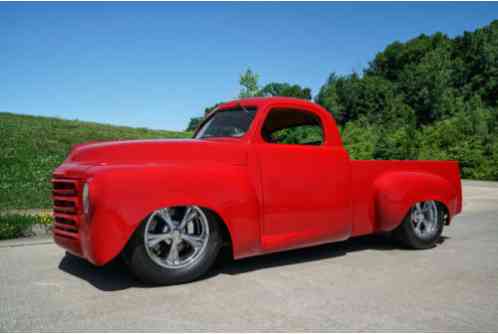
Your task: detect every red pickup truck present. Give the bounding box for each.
[52,97,462,285]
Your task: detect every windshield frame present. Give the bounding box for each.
[193,106,258,140]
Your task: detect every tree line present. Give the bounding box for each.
[187,20,498,180]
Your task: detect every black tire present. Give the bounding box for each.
[124,209,223,285]
[393,201,444,249]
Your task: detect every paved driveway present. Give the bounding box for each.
[1,181,497,331]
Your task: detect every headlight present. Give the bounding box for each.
[82,182,90,216]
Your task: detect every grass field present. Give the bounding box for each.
[0,112,190,210]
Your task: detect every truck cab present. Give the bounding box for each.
[196,98,354,252]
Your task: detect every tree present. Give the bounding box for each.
[315,20,498,179]
[186,117,203,132]
[316,72,398,124]
[452,20,498,106]
[259,82,312,100]
[340,118,378,160]
[239,68,260,98]
[366,32,451,82]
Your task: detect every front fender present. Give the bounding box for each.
[373,172,458,232]
[86,162,260,265]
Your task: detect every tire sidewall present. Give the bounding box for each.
[126,210,222,285]
[397,202,444,249]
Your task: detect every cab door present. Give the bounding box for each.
[255,106,352,252]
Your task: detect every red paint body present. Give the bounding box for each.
[52,97,462,265]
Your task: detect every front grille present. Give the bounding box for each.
[54,216,78,233]
[52,178,81,240]
[53,180,77,195]
[53,199,77,214]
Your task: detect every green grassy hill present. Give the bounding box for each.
[0,112,190,210]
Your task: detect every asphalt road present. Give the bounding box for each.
[1,180,497,331]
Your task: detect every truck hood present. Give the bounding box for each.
[65,139,248,166]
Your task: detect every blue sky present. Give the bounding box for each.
[1,2,497,131]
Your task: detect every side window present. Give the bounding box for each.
[261,108,324,145]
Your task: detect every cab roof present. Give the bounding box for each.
[217,97,322,111]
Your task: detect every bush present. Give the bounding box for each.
[341,120,377,160]
[0,212,53,240]
[416,103,497,180]
[0,213,48,240]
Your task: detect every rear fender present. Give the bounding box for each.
[373,172,458,232]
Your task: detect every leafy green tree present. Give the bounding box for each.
[260,82,312,100]
[186,117,203,132]
[367,32,451,82]
[452,20,498,106]
[398,43,454,124]
[316,73,399,124]
[316,20,498,179]
[416,96,495,179]
[340,118,378,160]
[239,68,261,98]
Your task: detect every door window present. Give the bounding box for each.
[261,108,324,145]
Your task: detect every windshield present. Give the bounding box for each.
[195,107,257,139]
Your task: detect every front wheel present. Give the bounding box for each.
[124,205,222,285]
[393,200,444,249]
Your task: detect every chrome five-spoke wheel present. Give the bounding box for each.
[410,200,439,240]
[394,200,444,249]
[144,206,210,269]
[125,205,222,285]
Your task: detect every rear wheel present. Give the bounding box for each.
[393,200,444,249]
[124,205,222,285]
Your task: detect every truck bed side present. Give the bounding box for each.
[350,160,462,237]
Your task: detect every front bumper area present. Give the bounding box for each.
[52,177,88,258]
[51,174,102,265]
[51,168,132,266]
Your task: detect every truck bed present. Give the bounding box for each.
[350,160,462,237]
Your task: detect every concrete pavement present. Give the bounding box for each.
[1,180,497,331]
